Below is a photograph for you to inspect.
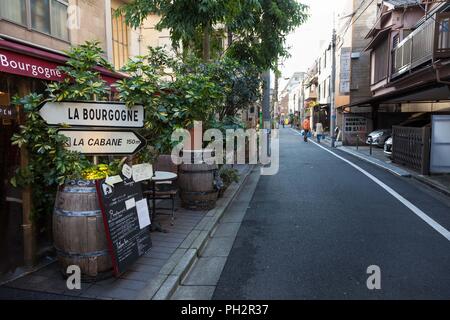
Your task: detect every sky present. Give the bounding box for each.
[278,0,347,89]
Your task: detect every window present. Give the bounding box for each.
[0,0,27,25]
[31,0,51,34]
[112,10,129,70]
[51,0,69,40]
[438,17,450,50]
[372,39,388,84]
[1,0,68,40]
[392,34,400,49]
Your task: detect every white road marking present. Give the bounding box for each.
[290,129,450,241]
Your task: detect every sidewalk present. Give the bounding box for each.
[0,165,254,300]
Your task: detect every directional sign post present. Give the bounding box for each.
[58,130,147,155]
[39,101,144,128]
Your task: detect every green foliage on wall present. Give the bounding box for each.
[10,41,113,222]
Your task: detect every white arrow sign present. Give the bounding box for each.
[40,101,144,128]
[58,130,147,155]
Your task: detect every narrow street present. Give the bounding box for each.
[213,128,450,300]
[2,0,450,308]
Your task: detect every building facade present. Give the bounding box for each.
[278,72,305,119]
[0,0,143,275]
[365,0,450,174]
[334,0,378,145]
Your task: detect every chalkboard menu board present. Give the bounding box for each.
[96,176,152,275]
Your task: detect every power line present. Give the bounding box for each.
[414,0,449,32]
[340,0,377,41]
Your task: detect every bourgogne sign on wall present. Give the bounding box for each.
[39,101,144,128]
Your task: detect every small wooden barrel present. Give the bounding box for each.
[53,180,113,282]
[179,163,219,211]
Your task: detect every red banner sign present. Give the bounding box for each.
[0,48,64,81]
[0,47,121,88]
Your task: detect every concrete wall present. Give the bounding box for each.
[349,0,377,106]
[140,14,173,55]
[70,0,108,51]
[335,0,353,109]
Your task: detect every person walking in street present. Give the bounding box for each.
[315,122,324,143]
[302,117,311,142]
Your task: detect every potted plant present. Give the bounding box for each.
[218,166,240,198]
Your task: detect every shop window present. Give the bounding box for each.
[0,74,24,274]
[112,10,129,70]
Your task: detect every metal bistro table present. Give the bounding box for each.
[150,171,178,233]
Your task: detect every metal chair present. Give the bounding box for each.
[144,155,179,225]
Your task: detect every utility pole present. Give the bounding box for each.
[273,71,279,119]
[300,80,305,125]
[330,28,337,148]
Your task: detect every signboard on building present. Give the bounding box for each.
[1,105,17,125]
[0,42,121,86]
[343,114,369,146]
[96,177,152,276]
[39,101,144,128]
[0,49,64,81]
[344,115,368,133]
[58,129,147,155]
[340,48,351,95]
[0,105,16,119]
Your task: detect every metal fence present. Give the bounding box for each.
[392,126,431,175]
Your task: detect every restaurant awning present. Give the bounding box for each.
[0,37,124,86]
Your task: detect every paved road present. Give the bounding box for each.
[213,128,450,300]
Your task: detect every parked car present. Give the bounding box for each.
[384,136,393,157]
[366,129,392,147]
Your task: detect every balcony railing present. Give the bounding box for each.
[392,13,450,79]
[392,17,435,78]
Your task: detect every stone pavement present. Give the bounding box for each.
[0,165,252,300]
[171,168,260,300]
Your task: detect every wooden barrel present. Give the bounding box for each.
[53,179,113,282]
[179,163,219,211]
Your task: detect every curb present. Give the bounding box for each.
[412,175,450,198]
[136,165,255,300]
[337,146,411,178]
[320,135,450,198]
[290,128,409,178]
